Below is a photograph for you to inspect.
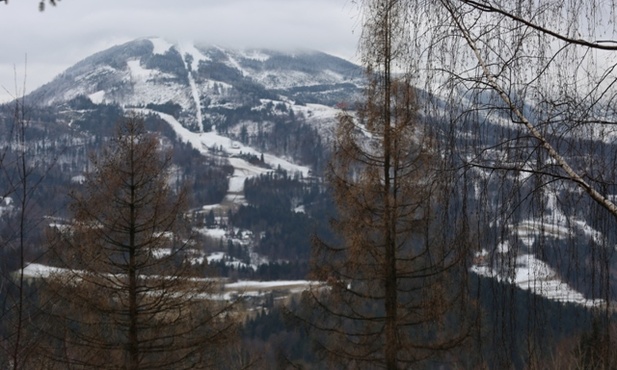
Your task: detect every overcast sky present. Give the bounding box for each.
[0,0,361,103]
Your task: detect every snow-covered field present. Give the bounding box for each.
[471,184,608,308]
[471,253,603,307]
[19,263,316,300]
[224,280,316,296]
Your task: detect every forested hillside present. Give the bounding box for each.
[3,0,617,365]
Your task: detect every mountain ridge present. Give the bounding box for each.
[25,37,364,133]
[5,37,610,310]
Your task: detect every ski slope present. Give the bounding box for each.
[130,109,311,201]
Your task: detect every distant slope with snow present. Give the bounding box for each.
[26,38,363,134]
[132,108,311,205]
[16,36,612,312]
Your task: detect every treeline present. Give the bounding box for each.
[208,260,309,281]
[237,275,611,369]
[230,170,332,262]
[231,204,312,261]
[244,168,319,209]
[211,103,327,171]
[16,101,236,209]
[170,140,233,205]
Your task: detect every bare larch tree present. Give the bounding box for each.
[303,1,472,368]
[40,116,236,370]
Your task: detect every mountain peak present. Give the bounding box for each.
[29,37,363,123]
[24,38,363,133]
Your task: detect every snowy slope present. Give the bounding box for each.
[131,108,310,202]
[26,38,363,133]
[472,253,603,307]
[20,263,314,299]
[470,181,609,308]
[19,37,608,311]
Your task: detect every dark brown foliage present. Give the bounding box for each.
[302,2,472,368]
[41,116,237,369]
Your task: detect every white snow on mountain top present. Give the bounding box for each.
[75,65,116,84]
[121,63,192,109]
[149,37,174,56]
[127,59,174,82]
[178,42,211,71]
[239,49,271,62]
[27,38,363,115]
[224,53,248,77]
[127,60,150,80]
[253,70,321,90]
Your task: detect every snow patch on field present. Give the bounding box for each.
[21,263,65,278]
[293,103,341,138]
[19,263,315,298]
[205,252,253,270]
[239,49,270,62]
[472,253,602,308]
[226,280,316,292]
[473,187,607,308]
[472,185,608,308]
[151,248,172,259]
[196,227,227,240]
[71,175,86,184]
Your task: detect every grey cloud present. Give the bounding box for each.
[0,0,359,102]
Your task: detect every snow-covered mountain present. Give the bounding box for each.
[0,38,364,287]
[7,37,614,312]
[27,37,363,133]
